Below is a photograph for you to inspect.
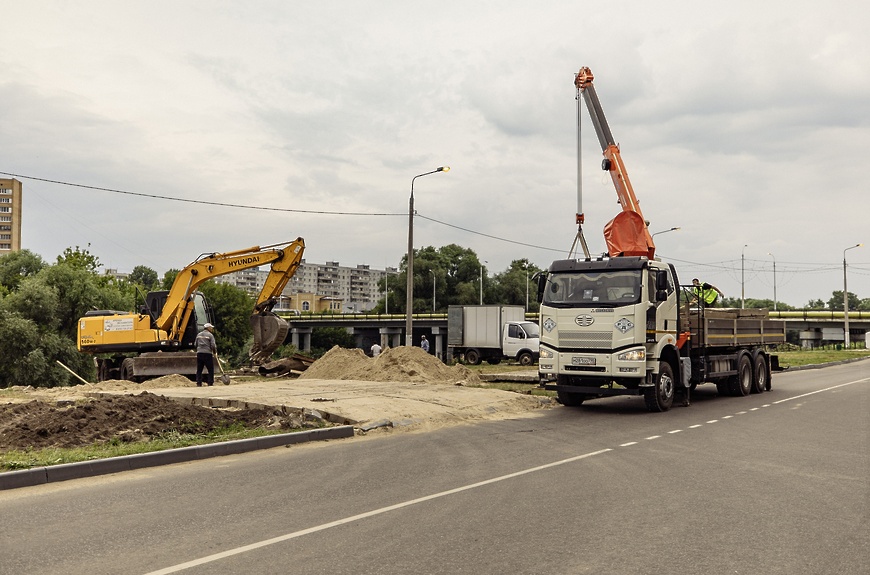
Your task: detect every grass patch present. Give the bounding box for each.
[775,348,870,367]
[0,423,312,471]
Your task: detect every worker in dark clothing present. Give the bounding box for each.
[195,322,218,386]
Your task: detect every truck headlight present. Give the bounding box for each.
[539,347,554,359]
[617,349,645,361]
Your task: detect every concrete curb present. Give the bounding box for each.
[0,425,354,491]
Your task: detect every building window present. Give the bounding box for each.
[0,188,10,194]
[0,244,10,250]
[0,216,10,222]
[0,197,10,203]
[0,207,10,213]
[302,301,310,311]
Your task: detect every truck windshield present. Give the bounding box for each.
[543,270,643,308]
[519,321,539,338]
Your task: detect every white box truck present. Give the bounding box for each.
[447,305,540,366]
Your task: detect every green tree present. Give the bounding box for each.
[492,259,541,312]
[129,265,159,291]
[162,269,180,290]
[828,290,861,311]
[391,244,483,312]
[56,244,101,273]
[1,277,60,328]
[0,249,46,294]
[742,298,794,311]
[805,299,826,310]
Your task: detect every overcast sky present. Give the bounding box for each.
[2,1,868,308]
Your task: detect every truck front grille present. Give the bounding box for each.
[559,331,612,349]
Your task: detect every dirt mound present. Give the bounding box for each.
[0,392,297,452]
[300,346,481,385]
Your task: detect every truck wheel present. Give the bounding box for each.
[557,390,587,407]
[120,358,137,382]
[486,357,502,365]
[751,353,768,394]
[517,352,533,366]
[644,361,675,412]
[728,354,752,396]
[464,349,481,365]
[97,360,110,382]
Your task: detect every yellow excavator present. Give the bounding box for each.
[77,238,305,382]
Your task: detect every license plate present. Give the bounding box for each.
[572,356,596,366]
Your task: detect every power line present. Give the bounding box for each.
[5,170,868,275]
[0,171,404,217]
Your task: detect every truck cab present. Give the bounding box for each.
[537,256,684,410]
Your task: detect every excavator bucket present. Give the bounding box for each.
[249,312,290,364]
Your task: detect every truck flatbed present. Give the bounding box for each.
[682,307,786,349]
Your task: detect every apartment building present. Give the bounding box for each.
[214,261,399,313]
[0,178,22,253]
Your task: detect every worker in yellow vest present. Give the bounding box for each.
[691,278,724,307]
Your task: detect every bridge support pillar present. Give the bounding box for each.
[431,326,444,362]
[289,327,313,353]
[380,327,403,350]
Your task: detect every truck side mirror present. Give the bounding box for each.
[533,272,547,303]
[656,289,668,302]
[655,271,669,291]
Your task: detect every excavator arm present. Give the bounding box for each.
[156,237,305,362]
[575,67,655,259]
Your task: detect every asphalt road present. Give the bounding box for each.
[1,361,867,575]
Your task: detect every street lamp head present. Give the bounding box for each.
[651,226,681,238]
[844,243,863,258]
[437,166,450,173]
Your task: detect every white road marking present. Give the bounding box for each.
[143,376,869,575]
[772,379,866,404]
[143,448,613,574]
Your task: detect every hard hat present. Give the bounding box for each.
[204,323,214,329]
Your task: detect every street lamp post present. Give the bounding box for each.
[767,252,776,311]
[384,271,388,315]
[741,244,749,309]
[651,226,681,238]
[524,262,530,313]
[479,260,487,305]
[430,270,436,313]
[406,166,449,346]
[843,243,863,348]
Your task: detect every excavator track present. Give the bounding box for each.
[250,312,290,364]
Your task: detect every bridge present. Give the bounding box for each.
[277,310,870,356]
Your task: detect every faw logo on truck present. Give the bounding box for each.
[229,256,261,268]
[575,314,594,327]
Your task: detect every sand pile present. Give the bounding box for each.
[299,346,481,385]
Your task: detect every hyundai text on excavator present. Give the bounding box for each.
[77,238,305,382]
[536,68,784,412]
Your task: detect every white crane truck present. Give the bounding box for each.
[536,68,784,412]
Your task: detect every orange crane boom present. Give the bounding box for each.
[575,67,655,259]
